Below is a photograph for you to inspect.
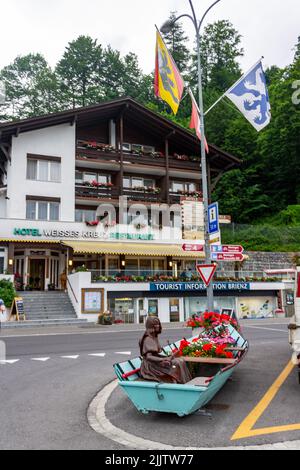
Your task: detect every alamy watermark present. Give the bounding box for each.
[292,80,300,105]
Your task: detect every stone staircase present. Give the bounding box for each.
[1,291,87,328]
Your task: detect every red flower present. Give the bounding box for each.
[179,339,190,351]
[216,345,226,356]
[202,343,213,352]
[225,352,234,359]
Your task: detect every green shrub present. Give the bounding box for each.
[0,280,16,308]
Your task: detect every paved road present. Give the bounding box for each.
[0,320,299,450]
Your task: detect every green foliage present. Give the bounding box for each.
[189,20,243,90]
[0,53,58,119]
[222,224,300,252]
[161,11,190,78]
[0,18,299,235]
[56,35,104,108]
[0,280,16,308]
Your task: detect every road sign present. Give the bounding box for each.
[196,264,217,287]
[182,244,204,252]
[211,245,244,254]
[211,253,245,262]
[208,202,219,235]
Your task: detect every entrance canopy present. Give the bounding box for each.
[62,241,205,258]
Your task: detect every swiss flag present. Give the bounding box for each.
[189,89,209,153]
[196,264,217,287]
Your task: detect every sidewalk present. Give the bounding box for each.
[0,317,289,337]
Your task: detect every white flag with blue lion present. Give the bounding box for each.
[226,61,271,132]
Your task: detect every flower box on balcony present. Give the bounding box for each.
[85,220,99,227]
[79,140,115,153]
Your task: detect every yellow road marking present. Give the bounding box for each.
[231,361,299,440]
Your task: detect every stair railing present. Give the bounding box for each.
[67,277,78,304]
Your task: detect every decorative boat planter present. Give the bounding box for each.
[113,325,249,417]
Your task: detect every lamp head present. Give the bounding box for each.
[160,20,175,34]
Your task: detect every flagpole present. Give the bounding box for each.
[191,0,214,311]
[160,0,222,311]
[204,57,264,116]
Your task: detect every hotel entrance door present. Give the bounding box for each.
[29,259,46,290]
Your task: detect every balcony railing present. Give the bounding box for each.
[75,184,118,199]
[75,184,163,203]
[82,269,281,283]
[76,140,201,170]
[123,188,162,203]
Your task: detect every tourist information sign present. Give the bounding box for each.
[208,202,219,235]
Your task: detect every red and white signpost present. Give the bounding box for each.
[210,245,245,262]
[211,253,245,262]
[196,264,217,287]
[182,244,204,252]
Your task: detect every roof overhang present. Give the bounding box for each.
[0,97,241,171]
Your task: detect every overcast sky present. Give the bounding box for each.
[0,0,299,75]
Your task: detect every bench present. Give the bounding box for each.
[181,357,236,365]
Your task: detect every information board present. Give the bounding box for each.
[81,289,104,314]
[10,297,26,321]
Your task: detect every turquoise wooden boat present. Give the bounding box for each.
[113,325,249,417]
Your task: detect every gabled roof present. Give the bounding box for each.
[0,97,241,171]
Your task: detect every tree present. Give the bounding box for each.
[189,20,243,91]
[56,36,103,109]
[161,11,191,77]
[101,46,125,100]
[294,36,300,62]
[0,54,57,119]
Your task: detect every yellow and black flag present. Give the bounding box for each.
[154,30,185,115]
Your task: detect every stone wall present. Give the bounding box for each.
[218,251,297,274]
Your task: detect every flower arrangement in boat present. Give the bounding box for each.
[177,336,236,359]
[186,311,239,331]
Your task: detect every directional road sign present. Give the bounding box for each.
[182,244,204,252]
[211,253,245,262]
[211,245,244,254]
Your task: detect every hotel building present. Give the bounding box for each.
[1,97,285,323]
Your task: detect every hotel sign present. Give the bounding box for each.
[13,228,155,241]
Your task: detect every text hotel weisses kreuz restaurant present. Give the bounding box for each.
[0,97,284,323]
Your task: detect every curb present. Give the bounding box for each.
[87,380,300,451]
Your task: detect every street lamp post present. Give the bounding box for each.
[161,0,221,311]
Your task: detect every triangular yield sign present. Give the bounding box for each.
[196,264,217,287]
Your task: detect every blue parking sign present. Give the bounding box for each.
[208,202,219,234]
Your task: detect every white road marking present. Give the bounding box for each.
[31,358,50,362]
[243,326,287,333]
[88,353,106,357]
[61,355,79,359]
[115,352,131,356]
[0,359,20,365]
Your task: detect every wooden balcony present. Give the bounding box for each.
[75,185,163,204]
[76,141,201,171]
[123,188,162,203]
[75,185,119,200]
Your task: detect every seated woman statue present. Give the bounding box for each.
[139,316,192,384]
